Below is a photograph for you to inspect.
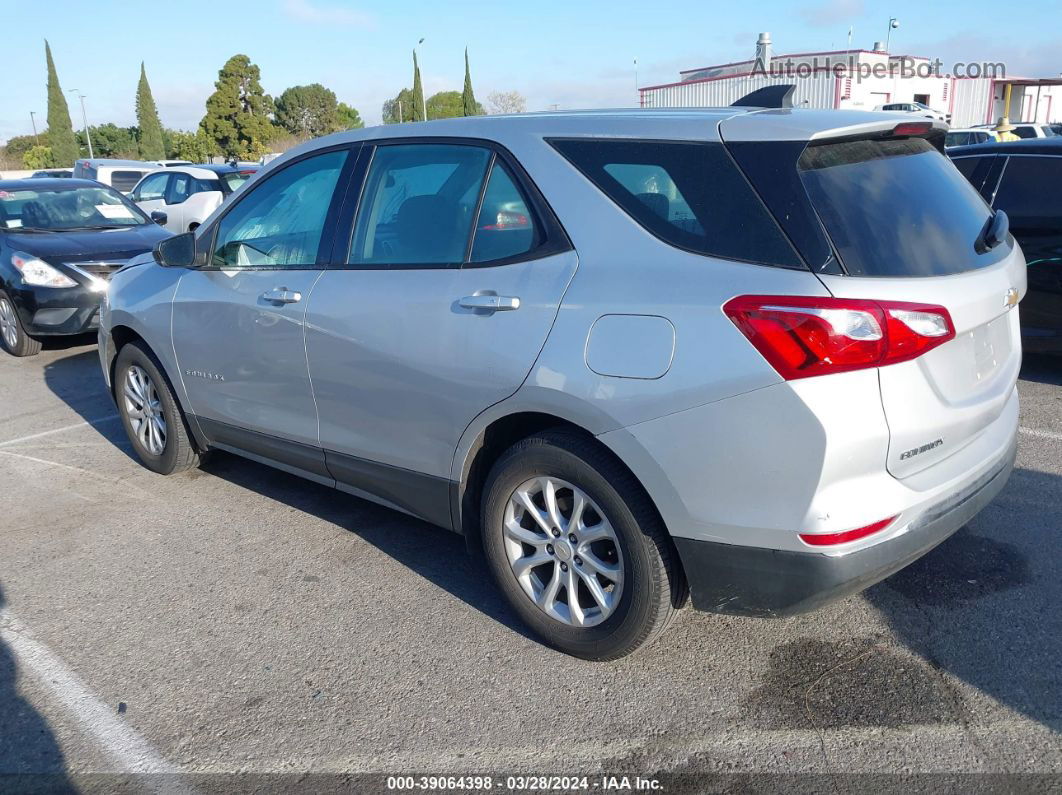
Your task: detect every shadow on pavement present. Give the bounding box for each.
[198,451,539,644]
[863,466,1062,729]
[41,347,133,460]
[0,584,72,790]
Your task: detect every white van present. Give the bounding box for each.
[72,159,162,194]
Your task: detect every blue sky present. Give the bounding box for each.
[4,0,1061,142]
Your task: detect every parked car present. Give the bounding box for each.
[949,137,1062,352]
[129,164,260,233]
[874,101,948,122]
[30,169,73,178]
[973,122,1059,139]
[100,110,1021,659]
[945,128,999,148]
[0,178,170,356]
[72,159,163,194]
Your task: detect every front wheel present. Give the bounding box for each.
[0,291,42,357]
[115,341,199,474]
[481,430,683,660]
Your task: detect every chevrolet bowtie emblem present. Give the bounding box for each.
[1004,288,1019,308]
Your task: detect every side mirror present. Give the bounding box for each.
[150,210,168,226]
[153,232,196,268]
[977,210,1009,253]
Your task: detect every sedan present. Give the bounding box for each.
[0,178,170,356]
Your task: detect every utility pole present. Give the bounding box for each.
[69,89,94,158]
[29,111,39,146]
[397,100,403,123]
[634,58,639,107]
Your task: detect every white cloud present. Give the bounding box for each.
[281,0,373,27]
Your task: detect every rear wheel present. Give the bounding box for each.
[0,291,42,357]
[115,341,199,474]
[481,430,682,660]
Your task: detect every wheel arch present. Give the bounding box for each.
[108,323,209,452]
[452,405,682,587]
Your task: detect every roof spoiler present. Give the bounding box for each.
[731,85,796,109]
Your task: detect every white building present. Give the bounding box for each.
[639,34,1062,128]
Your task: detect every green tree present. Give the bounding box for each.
[44,41,78,168]
[200,54,275,160]
[426,91,462,120]
[336,102,364,130]
[426,90,483,120]
[412,50,425,122]
[168,129,213,162]
[382,88,415,124]
[2,135,38,162]
[461,48,478,116]
[136,62,166,159]
[77,124,139,158]
[23,146,52,170]
[275,83,340,138]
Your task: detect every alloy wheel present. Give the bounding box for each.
[0,298,19,350]
[123,365,167,456]
[503,476,624,627]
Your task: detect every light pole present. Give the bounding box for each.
[885,17,899,52]
[29,111,39,146]
[69,89,94,158]
[634,58,639,107]
[415,38,427,121]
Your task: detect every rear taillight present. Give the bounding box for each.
[723,295,955,380]
[799,516,897,547]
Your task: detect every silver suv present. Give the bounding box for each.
[99,109,1023,659]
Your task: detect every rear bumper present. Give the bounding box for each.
[675,435,1016,617]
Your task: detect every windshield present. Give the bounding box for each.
[221,171,257,193]
[798,137,1002,276]
[0,185,148,231]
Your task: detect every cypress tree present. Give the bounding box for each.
[462,48,478,117]
[136,62,166,160]
[44,41,78,167]
[412,50,425,122]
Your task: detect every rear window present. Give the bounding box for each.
[799,137,1001,277]
[109,170,149,192]
[550,139,802,268]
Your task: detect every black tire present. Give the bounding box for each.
[0,291,43,357]
[114,341,199,475]
[481,429,683,660]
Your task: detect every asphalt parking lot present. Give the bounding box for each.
[1,338,1060,791]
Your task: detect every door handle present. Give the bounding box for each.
[261,288,302,304]
[458,294,520,312]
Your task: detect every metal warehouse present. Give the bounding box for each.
[640,33,1062,128]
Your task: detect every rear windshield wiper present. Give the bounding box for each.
[975,210,1010,254]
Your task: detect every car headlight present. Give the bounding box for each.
[11,253,78,288]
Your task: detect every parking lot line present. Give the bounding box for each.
[0,415,120,449]
[1019,426,1062,442]
[0,610,185,781]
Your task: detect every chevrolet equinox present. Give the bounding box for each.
[99,107,1023,659]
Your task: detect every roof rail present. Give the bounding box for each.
[731,85,796,109]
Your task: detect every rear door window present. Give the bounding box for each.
[469,162,542,263]
[992,156,1062,228]
[348,144,491,266]
[550,139,802,268]
[799,137,1001,276]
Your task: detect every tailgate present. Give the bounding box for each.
[820,254,1024,477]
[792,131,1026,479]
